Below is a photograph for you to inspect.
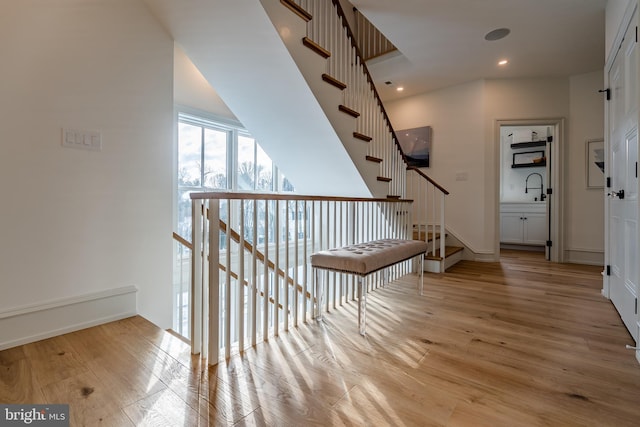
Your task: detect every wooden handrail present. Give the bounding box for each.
[173,224,310,305]
[407,166,450,195]
[218,218,313,300]
[190,191,412,202]
[192,203,320,300]
[173,232,193,250]
[174,227,303,311]
[219,263,287,310]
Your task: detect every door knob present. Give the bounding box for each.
[608,189,625,199]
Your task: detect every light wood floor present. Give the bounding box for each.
[2,250,640,426]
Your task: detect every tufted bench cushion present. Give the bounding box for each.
[311,238,427,336]
[310,238,428,276]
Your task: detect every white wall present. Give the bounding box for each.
[566,70,605,264]
[483,78,570,256]
[388,75,604,261]
[0,0,174,343]
[174,44,237,120]
[386,80,487,252]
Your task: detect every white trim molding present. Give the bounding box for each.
[0,286,137,351]
[563,247,605,266]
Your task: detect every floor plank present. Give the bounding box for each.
[1,250,639,426]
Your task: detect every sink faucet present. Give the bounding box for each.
[525,172,545,201]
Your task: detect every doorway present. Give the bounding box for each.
[496,119,564,262]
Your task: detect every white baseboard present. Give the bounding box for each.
[0,286,137,351]
[436,226,498,262]
[472,252,500,262]
[563,248,604,266]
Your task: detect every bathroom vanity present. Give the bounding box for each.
[500,203,547,246]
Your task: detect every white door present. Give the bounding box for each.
[608,13,638,340]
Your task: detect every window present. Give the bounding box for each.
[178,119,228,190]
[173,111,295,337]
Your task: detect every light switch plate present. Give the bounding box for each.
[455,172,468,181]
[62,128,102,151]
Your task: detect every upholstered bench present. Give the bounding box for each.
[311,238,427,335]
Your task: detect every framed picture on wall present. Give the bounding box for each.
[586,138,604,188]
[397,126,432,167]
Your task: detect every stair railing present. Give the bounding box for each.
[172,232,192,339]
[280,0,450,254]
[190,192,414,365]
[353,8,398,61]
[295,0,406,198]
[407,167,449,259]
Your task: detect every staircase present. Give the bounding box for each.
[414,230,464,273]
[265,0,463,271]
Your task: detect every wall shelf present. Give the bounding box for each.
[510,141,547,149]
[511,161,546,168]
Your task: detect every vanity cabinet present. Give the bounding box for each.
[500,203,546,246]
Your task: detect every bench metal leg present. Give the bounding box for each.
[418,254,424,295]
[315,268,325,321]
[358,276,366,336]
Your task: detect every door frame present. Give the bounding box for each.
[495,118,565,262]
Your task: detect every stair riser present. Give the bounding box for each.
[424,259,444,273]
[423,250,463,273]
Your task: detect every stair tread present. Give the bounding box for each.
[366,155,383,163]
[425,246,464,261]
[281,0,312,21]
[412,231,446,242]
[303,37,331,58]
[322,73,347,90]
[338,104,360,118]
[353,132,372,142]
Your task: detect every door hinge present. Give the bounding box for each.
[599,88,611,100]
[635,298,638,315]
[546,188,552,195]
[546,240,552,247]
[636,162,638,178]
[636,26,638,43]
[606,177,612,188]
[606,265,611,276]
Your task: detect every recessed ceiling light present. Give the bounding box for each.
[498,59,509,66]
[396,87,404,92]
[485,28,511,41]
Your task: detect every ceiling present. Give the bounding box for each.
[352,0,608,101]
